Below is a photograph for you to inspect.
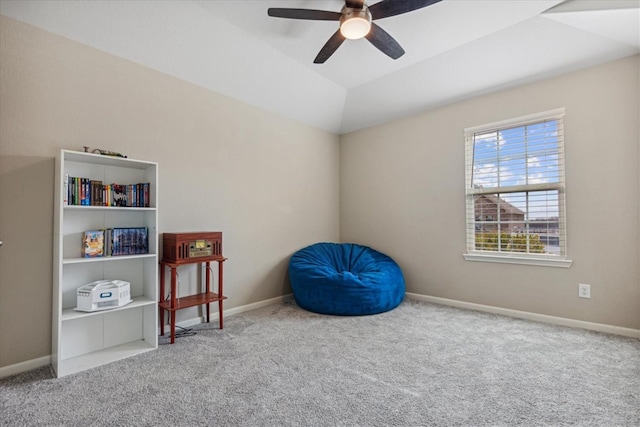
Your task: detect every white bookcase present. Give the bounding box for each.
[53,150,158,377]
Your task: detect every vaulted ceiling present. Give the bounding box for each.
[1,0,638,134]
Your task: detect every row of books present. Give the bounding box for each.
[64,174,151,207]
[82,228,149,258]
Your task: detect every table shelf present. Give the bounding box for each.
[159,292,227,311]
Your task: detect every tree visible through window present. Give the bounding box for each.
[465,109,567,258]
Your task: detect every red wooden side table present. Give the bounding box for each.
[159,257,227,343]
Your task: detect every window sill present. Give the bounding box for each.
[463,253,573,268]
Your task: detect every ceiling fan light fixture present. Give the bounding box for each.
[340,6,372,40]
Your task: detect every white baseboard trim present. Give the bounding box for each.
[0,355,51,379]
[7,293,634,379]
[406,293,640,339]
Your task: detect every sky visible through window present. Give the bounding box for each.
[472,120,560,221]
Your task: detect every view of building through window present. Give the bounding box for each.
[466,112,565,257]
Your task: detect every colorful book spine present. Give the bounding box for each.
[63,174,69,206]
[64,176,150,208]
[143,183,150,207]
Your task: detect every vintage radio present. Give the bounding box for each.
[162,232,223,264]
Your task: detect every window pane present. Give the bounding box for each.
[473,190,559,255]
[472,120,561,190]
[472,131,499,189]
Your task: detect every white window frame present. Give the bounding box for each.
[463,108,572,268]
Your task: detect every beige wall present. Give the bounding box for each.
[1,14,638,371]
[341,55,640,330]
[0,16,339,368]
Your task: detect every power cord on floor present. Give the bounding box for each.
[174,325,196,338]
[162,312,197,339]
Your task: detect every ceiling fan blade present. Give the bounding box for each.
[267,8,342,21]
[369,0,442,20]
[365,23,405,60]
[345,0,365,8]
[314,30,346,64]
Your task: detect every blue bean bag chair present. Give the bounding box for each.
[288,242,405,316]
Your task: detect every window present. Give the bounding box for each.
[464,109,571,267]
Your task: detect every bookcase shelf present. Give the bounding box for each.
[54,340,156,378]
[61,296,156,321]
[63,253,156,265]
[64,206,157,212]
[53,149,159,378]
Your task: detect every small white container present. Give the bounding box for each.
[75,280,132,312]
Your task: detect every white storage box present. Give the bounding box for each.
[75,280,132,312]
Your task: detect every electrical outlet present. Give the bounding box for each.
[579,283,591,299]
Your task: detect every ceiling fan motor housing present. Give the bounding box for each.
[340,5,372,39]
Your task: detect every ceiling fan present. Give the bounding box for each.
[267,0,442,63]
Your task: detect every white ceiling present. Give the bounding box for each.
[1,0,638,134]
